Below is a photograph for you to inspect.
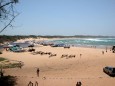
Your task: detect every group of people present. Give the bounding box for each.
[28,81,38,86]
[76,81,82,86]
[34,68,82,86]
[27,68,40,86]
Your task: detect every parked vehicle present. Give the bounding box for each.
[51,44,65,47]
[9,45,24,52]
[64,45,70,48]
[112,46,115,53]
[103,66,115,76]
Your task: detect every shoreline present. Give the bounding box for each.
[0,38,115,86]
[0,37,113,51]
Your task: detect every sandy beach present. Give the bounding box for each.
[0,38,115,86]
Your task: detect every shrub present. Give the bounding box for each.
[0,57,6,61]
[0,75,17,86]
[0,51,2,54]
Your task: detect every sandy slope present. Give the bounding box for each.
[1,43,115,86]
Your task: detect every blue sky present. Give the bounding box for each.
[1,0,115,36]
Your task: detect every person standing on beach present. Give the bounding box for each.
[37,68,40,77]
[19,62,22,69]
[35,81,38,86]
[106,47,107,52]
[102,51,104,55]
[28,81,33,86]
[80,54,82,58]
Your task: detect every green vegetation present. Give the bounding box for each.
[0,57,6,61]
[0,75,17,86]
[0,62,23,69]
[0,35,37,43]
[0,51,2,54]
[8,63,22,68]
[0,57,23,68]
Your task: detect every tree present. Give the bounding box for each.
[0,0,19,33]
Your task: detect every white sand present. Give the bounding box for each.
[1,38,115,86]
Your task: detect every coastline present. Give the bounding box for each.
[47,37,114,49]
[0,38,115,86]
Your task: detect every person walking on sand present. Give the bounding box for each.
[102,51,104,55]
[37,68,40,77]
[80,54,82,58]
[35,81,38,86]
[28,81,33,86]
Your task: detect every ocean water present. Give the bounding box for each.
[50,38,115,48]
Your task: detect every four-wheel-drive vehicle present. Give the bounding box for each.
[103,66,115,76]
